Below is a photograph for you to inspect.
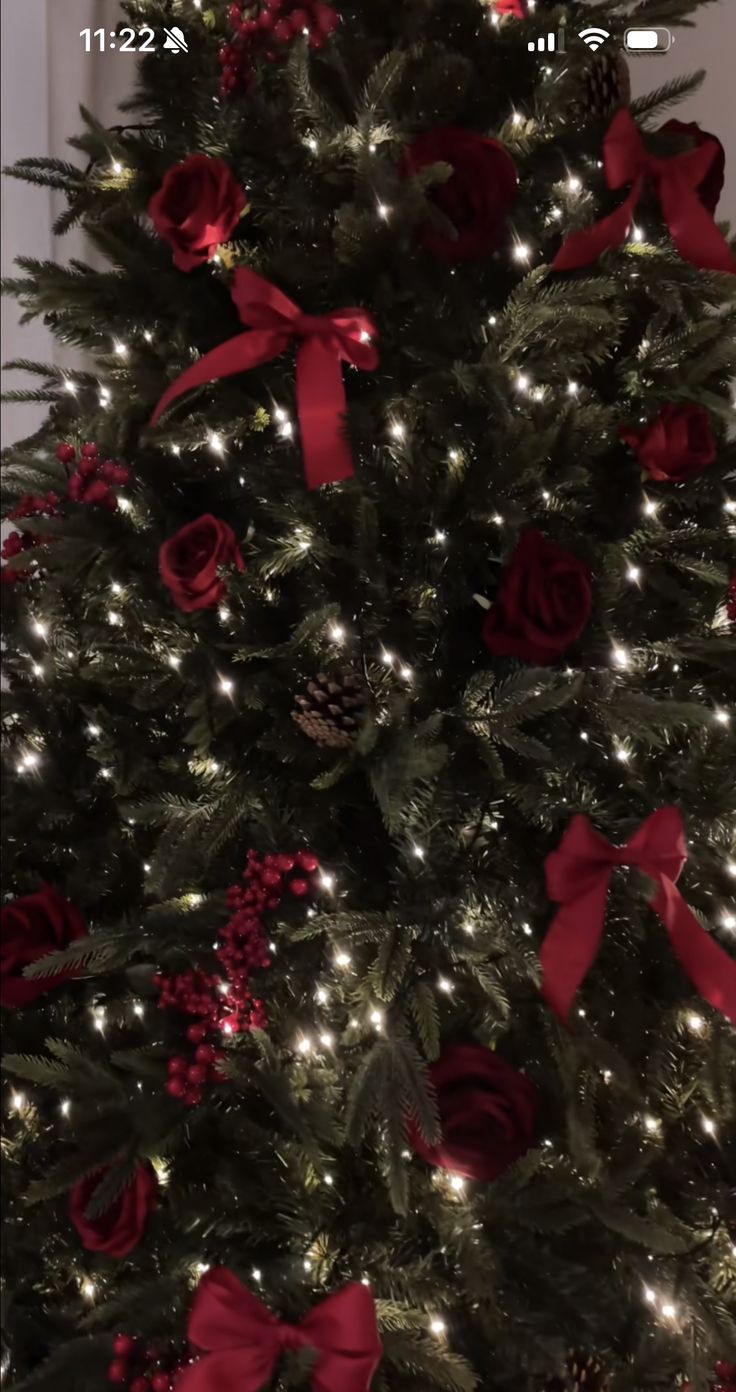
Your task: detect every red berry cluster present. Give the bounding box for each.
[59,442,132,510]
[107,1333,189,1389]
[157,849,322,1107]
[682,1364,736,1392]
[1,492,60,585]
[219,0,339,97]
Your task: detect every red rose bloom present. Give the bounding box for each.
[494,0,528,14]
[401,127,517,262]
[159,514,245,612]
[620,403,716,483]
[1,886,86,1008]
[408,1042,538,1182]
[148,154,248,273]
[69,1162,158,1258]
[658,119,725,216]
[482,528,592,666]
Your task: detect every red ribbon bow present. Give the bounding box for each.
[174,1268,383,1392]
[540,807,736,1026]
[553,108,736,275]
[150,267,379,489]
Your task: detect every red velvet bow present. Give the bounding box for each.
[553,108,736,275]
[174,1268,383,1392]
[540,807,736,1026]
[150,267,379,489]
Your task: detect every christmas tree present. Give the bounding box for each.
[2,1,735,1390]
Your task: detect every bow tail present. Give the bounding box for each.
[296,338,355,489]
[659,172,736,274]
[653,874,736,1025]
[150,329,287,428]
[175,1348,278,1392]
[552,183,642,272]
[540,874,613,1023]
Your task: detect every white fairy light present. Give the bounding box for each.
[643,1287,657,1305]
[319,1031,334,1049]
[10,1092,26,1113]
[252,1268,262,1282]
[297,1036,313,1055]
[615,745,631,763]
[448,448,460,463]
[110,581,122,595]
[492,513,504,525]
[686,1013,705,1034]
[218,607,231,622]
[324,1173,334,1186]
[643,1114,660,1134]
[724,499,736,515]
[611,645,630,668]
[437,976,454,994]
[143,330,153,343]
[132,1002,145,1017]
[81,1279,97,1302]
[218,676,234,695]
[488,315,497,325]
[412,844,425,860]
[64,379,78,395]
[112,161,123,175]
[319,872,335,892]
[400,666,413,681]
[521,922,533,937]
[328,624,345,642]
[714,709,730,726]
[32,664,44,678]
[642,496,658,517]
[18,751,40,773]
[631,225,645,243]
[335,951,351,969]
[279,419,293,438]
[429,1317,446,1336]
[660,1302,677,1321]
[100,767,112,779]
[515,372,530,393]
[720,912,736,930]
[701,1116,717,1136]
[511,110,523,126]
[381,650,394,665]
[118,496,131,512]
[580,731,589,741]
[449,1173,465,1192]
[303,1258,313,1271]
[567,175,582,193]
[167,654,181,669]
[306,136,318,153]
[567,381,579,395]
[208,432,224,454]
[377,203,391,220]
[107,611,122,626]
[60,1099,71,1117]
[626,565,641,583]
[114,341,128,358]
[389,422,405,440]
[513,242,531,262]
[369,1009,383,1029]
[315,987,329,1004]
[92,1006,107,1032]
[100,387,111,406]
[726,862,736,878]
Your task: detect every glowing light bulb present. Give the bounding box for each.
[381,650,394,665]
[430,1318,446,1336]
[626,566,641,583]
[32,664,44,678]
[631,225,645,243]
[218,677,234,695]
[328,624,345,642]
[114,341,128,358]
[60,1099,71,1117]
[319,872,335,892]
[701,1116,716,1136]
[567,175,582,193]
[643,1114,659,1134]
[642,497,658,517]
[449,1173,465,1192]
[143,330,153,343]
[252,1268,262,1282]
[133,1002,145,1017]
[64,379,78,394]
[335,951,351,969]
[81,1279,97,1301]
[377,203,391,220]
[511,110,523,126]
[167,654,181,669]
[567,381,579,395]
[611,645,630,668]
[434,529,448,544]
[515,373,530,392]
[437,977,454,993]
[107,610,122,626]
[660,1302,677,1321]
[208,432,224,454]
[10,1092,26,1112]
[714,709,730,726]
[389,422,405,440]
[324,1173,334,1185]
[112,161,123,175]
[218,607,231,622]
[93,1007,106,1032]
[297,1037,312,1055]
[369,1009,383,1028]
[412,844,425,860]
[721,912,736,930]
[400,666,413,681]
[643,1287,656,1304]
[513,242,531,262]
[319,1032,334,1048]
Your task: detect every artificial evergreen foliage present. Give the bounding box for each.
[2,1,735,1390]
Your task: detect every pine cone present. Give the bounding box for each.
[581,52,631,120]
[292,670,367,749]
[545,1350,610,1392]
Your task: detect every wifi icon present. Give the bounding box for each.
[578,27,610,50]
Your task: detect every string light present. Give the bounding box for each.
[630,225,645,243]
[114,341,128,358]
[335,951,351,969]
[208,432,224,454]
[513,242,531,262]
[429,1317,446,1336]
[167,654,181,669]
[112,161,123,175]
[701,1116,716,1136]
[107,611,122,626]
[515,373,530,393]
[32,663,44,678]
[381,650,394,665]
[10,1092,26,1113]
[377,203,391,220]
[567,381,579,395]
[643,1287,657,1305]
[400,665,413,681]
[64,379,78,395]
[369,1009,383,1029]
[81,1279,97,1302]
[626,565,641,583]
[319,1031,334,1049]
[118,496,131,512]
[686,1013,705,1034]
[643,1114,660,1134]
[611,645,630,668]
[389,422,405,441]
[567,175,582,193]
[449,1173,465,1192]
[328,623,345,642]
[143,330,153,343]
[319,872,335,892]
[92,1006,107,1032]
[437,976,454,994]
[660,1302,677,1321]
[433,529,448,544]
[296,1036,313,1055]
[714,709,730,726]
[252,1268,262,1282]
[412,844,425,860]
[642,496,658,517]
[720,912,735,930]
[218,676,234,695]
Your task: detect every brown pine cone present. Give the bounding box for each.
[292,670,367,750]
[581,51,631,120]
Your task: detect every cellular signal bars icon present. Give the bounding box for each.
[528,27,566,53]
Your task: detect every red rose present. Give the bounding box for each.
[482,528,592,666]
[159,514,245,612]
[620,403,716,483]
[148,155,248,273]
[69,1162,158,1258]
[1,886,86,1008]
[401,127,517,262]
[658,119,725,216]
[494,0,528,14]
[408,1042,538,1182]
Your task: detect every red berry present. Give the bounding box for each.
[78,455,98,479]
[258,10,275,28]
[184,1087,203,1107]
[277,854,296,873]
[168,1056,188,1075]
[81,442,99,458]
[108,1362,129,1384]
[289,877,310,897]
[83,479,113,507]
[131,1380,151,1392]
[113,1333,136,1359]
[228,2,241,24]
[715,1368,736,1381]
[195,1044,216,1065]
[273,17,292,41]
[261,868,282,889]
[166,1077,187,1099]
[296,851,319,873]
[56,442,76,464]
[187,1023,207,1044]
[187,1064,208,1086]
[151,1376,171,1392]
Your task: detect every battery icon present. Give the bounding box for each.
[624,27,673,53]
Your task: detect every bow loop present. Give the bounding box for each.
[175,1268,382,1392]
[151,266,379,488]
[554,108,735,275]
[540,807,736,1027]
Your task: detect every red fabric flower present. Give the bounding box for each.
[658,119,725,216]
[148,155,248,273]
[159,514,245,612]
[494,0,528,15]
[69,1163,158,1258]
[482,528,592,666]
[620,403,716,482]
[1,886,87,1008]
[408,1042,538,1182]
[401,127,517,261]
